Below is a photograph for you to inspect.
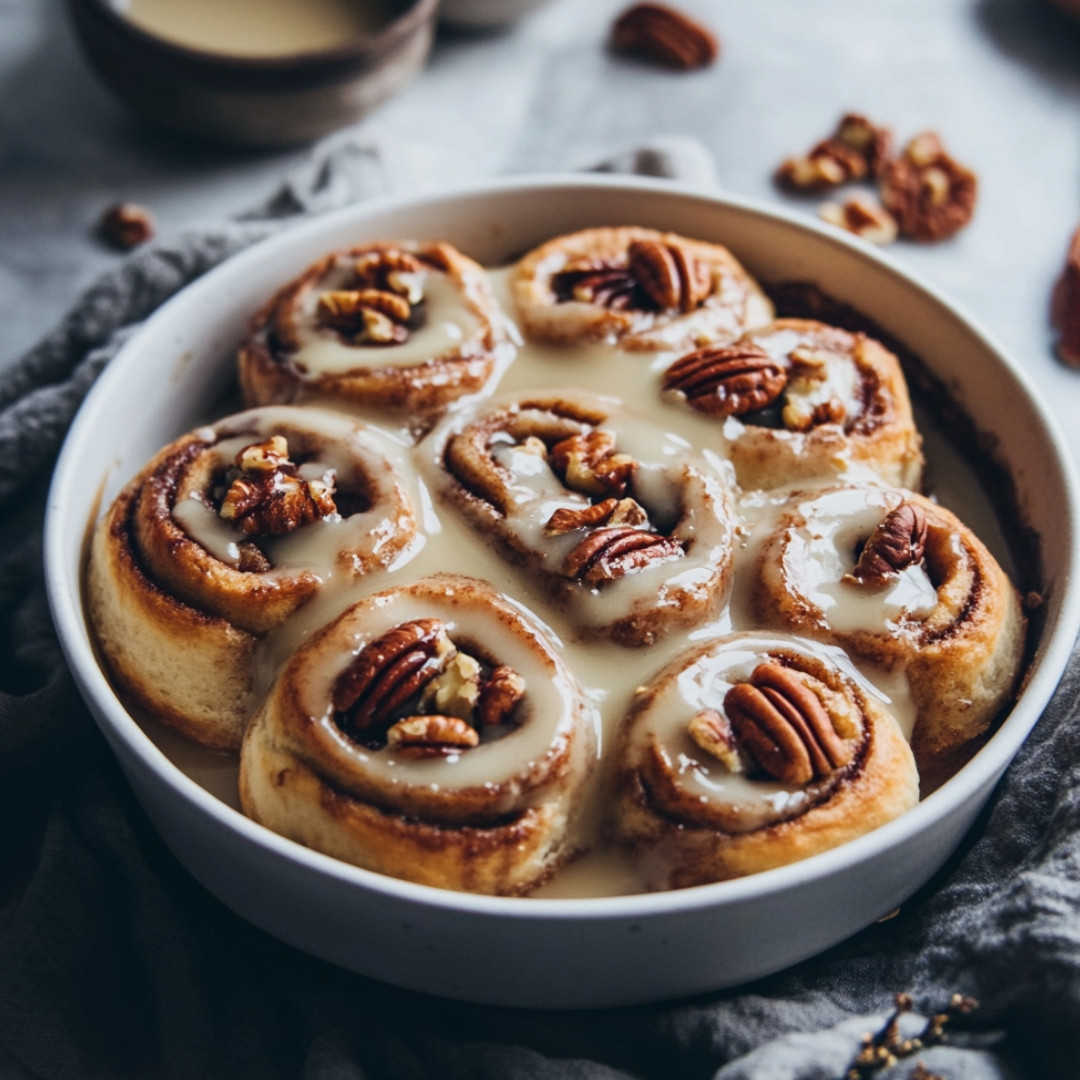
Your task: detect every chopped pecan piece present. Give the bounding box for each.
[99,201,156,250]
[564,526,684,583]
[353,248,425,300]
[663,345,787,417]
[724,662,853,785]
[218,437,337,538]
[418,650,482,720]
[776,113,892,192]
[880,132,977,242]
[846,502,928,587]
[386,714,480,757]
[610,2,719,71]
[1052,223,1080,369]
[832,113,893,179]
[544,497,648,535]
[549,430,636,498]
[688,708,745,773]
[627,239,710,312]
[475,665,527,726]
[819,194,899,245]
[332,619,454,733]
[317,288,411,344]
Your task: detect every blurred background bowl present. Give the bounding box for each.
[66,0,438,147]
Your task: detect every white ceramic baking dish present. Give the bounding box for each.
[45,176,1080,1008]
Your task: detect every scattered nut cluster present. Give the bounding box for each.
[776,114,978,245]
[330,617,526,755]
[523,428,686,584]
[317,249,425,345]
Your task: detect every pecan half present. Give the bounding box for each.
[663,345,787,417]
[627,239,710,313]
[551,259,646,311]
[724,662,853,785]
[819,194,899,246]
[846,502,928,587]
[549,430,636,498]
[1052,223,1080,369]
[544,496,648,535]
[218,436,337,538]
[475,665,527,727]
[564,526,684,583]
[386,714,480,757]
[610,3,719,71]
[880,132,977,242]
[332,619,454,733]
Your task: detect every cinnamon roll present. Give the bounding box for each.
[238,576,597,896]
[87,406,417,750]
[610,632,919,888]
[238,241,506,415]
[749,483,1026,774]
[510,226,774,352]
[432,393,737,645]
[662,318,923,490]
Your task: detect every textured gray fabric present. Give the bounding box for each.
[0,136,1074,1080]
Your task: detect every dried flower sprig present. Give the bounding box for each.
[844,992,979,1079]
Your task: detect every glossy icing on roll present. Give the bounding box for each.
[93,227,1029,896]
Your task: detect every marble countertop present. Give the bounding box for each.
[3,0,1080,457]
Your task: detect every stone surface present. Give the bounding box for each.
[3,0,1080,457]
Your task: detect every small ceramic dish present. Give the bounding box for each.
[45,177,1080,1008]
[66,0,438,146]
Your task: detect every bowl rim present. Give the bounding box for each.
[46,172,1080,922]
[70,0,439,76]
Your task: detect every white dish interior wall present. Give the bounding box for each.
[46,178,1080,1008]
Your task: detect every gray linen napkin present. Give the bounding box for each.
[0,136,1073,1080]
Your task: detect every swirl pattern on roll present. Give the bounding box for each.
[238,575,597,896]
[87,406,417,750]
[749,482,1026,775]
[238,240,507,414]
[661,318,924,490]
[511,226,774,352]
[431,393,738,645]
[610,632,919,888]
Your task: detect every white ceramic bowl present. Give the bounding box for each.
[45,176,1080,1009]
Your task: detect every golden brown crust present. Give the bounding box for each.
[610,634,919,887]
[238,576,597,896]
[86,406,417,750]
[87,482,258,751]
[511,226,774,352]
[238,241,505,415]
[680,318,923,490]
[751,484,1026,772]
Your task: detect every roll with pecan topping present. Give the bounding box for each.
[86,406,418,750]
[749,484,1026,779]
[238,240,507,416]
[429,393,738,646]
[238,576,597,896]
[662,318,924,491]
[610,633,919,888]
[510,226,774,352]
